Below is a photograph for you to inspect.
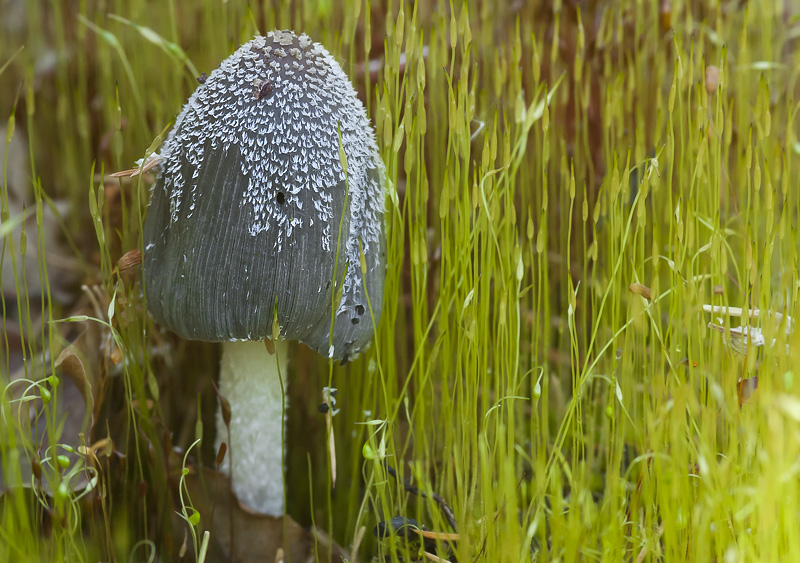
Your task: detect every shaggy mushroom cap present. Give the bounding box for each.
[144,30,385,358]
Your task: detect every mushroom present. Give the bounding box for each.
[143,30,385,516]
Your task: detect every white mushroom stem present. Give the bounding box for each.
[215,339,287,516]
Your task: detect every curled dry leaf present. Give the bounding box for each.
[54,321,109,429]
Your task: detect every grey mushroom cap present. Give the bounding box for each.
[143,31,385,360]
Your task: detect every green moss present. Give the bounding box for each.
[2,1,800,561]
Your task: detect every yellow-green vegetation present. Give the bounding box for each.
[3,1,800,561]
